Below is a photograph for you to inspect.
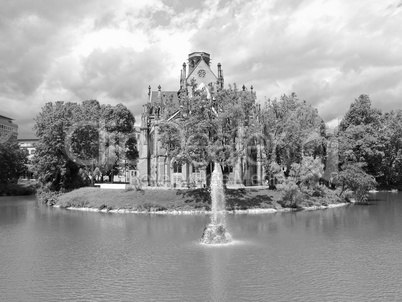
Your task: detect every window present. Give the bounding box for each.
[192,165,200,173]
[173,162,182,173]
[225,165,233,173]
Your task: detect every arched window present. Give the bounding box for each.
[173,162,182,173]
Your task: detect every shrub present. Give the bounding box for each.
[36,188,61,205]
[311,185,326,197]
[338,163,377,202]
[277,180,303,208]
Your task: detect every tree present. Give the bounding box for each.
[33,100,137,191]
[337,163,377,202]
[125,136,139,169]
[68,124,99,185]
[338,95,384,183]
[260,93,326,183]
[377,110,402,187]
[157,120,182,164]
[33,101,86,191]
[158,84,257,185]
[273,156,324,207]
[0,136,27,193]
[339,94,382,131]
[289,156,324,189]
[100,103,136,181]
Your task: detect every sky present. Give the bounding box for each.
[1,0,401,139]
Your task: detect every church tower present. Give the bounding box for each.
[139,52,232,187]
[180,52,224,96]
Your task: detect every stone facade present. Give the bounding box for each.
[137,52,264,187]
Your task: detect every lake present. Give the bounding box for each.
[1,192,401,301]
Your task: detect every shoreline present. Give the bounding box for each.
[53,202,350,215]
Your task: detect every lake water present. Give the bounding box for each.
[1,192,402,301]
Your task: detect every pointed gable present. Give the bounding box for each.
[186,59,218,88]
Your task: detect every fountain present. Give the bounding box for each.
[201,162,232,244]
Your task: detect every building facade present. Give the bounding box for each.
[137,52,264,188]
[0,115,18,141]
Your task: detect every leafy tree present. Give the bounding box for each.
[68,124,99,185]
[289,156,324,189]
[377,110,402,187]
[260,93,325,182]
[0,136,27,193]
[125,136,139,169]
[273,156,324,207]
[158,120,182,164]
[103,103,135,133]
[339,94,382,131]
[33,100,137,191]
[337,163,377,202]
[33,101,86,191]
[100,104,136,181]
[338,95,384,182]
[158,84,257,185]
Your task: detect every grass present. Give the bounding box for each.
[55,186,343,212]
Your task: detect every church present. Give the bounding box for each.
[136,52,264,188]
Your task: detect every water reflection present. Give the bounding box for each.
[1,193,402,301]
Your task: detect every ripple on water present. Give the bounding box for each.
[2,194,402,301]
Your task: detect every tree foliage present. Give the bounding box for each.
[336,94,402,191]
[334,94,402,195]
[158,84,256,171]
[377,110,402,186]
[337,163,377,202]
[69,124,100,161]
[125,136,139,169]
[274,156,324,207]
[260,93,326,179]
[339,95,382,131]
[338,95,384,179]
[289,156,324,189]
[33,100,137,192]
[0,136,27,192]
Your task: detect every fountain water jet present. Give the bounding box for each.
[201,162,231,244]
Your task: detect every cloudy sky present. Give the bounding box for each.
[1,0,401,138]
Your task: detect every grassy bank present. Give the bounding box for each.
[53,186,345,212]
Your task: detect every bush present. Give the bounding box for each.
[311,186,326,197]
[338,163,377,202]
[277,180,303,208]
[36,188,61,205]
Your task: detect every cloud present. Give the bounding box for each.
[189,0,402,120]
[1,0,402,139]
[68,47,173,110]
[0,0,111,97]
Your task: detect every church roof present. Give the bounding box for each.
[149,91,180,107]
